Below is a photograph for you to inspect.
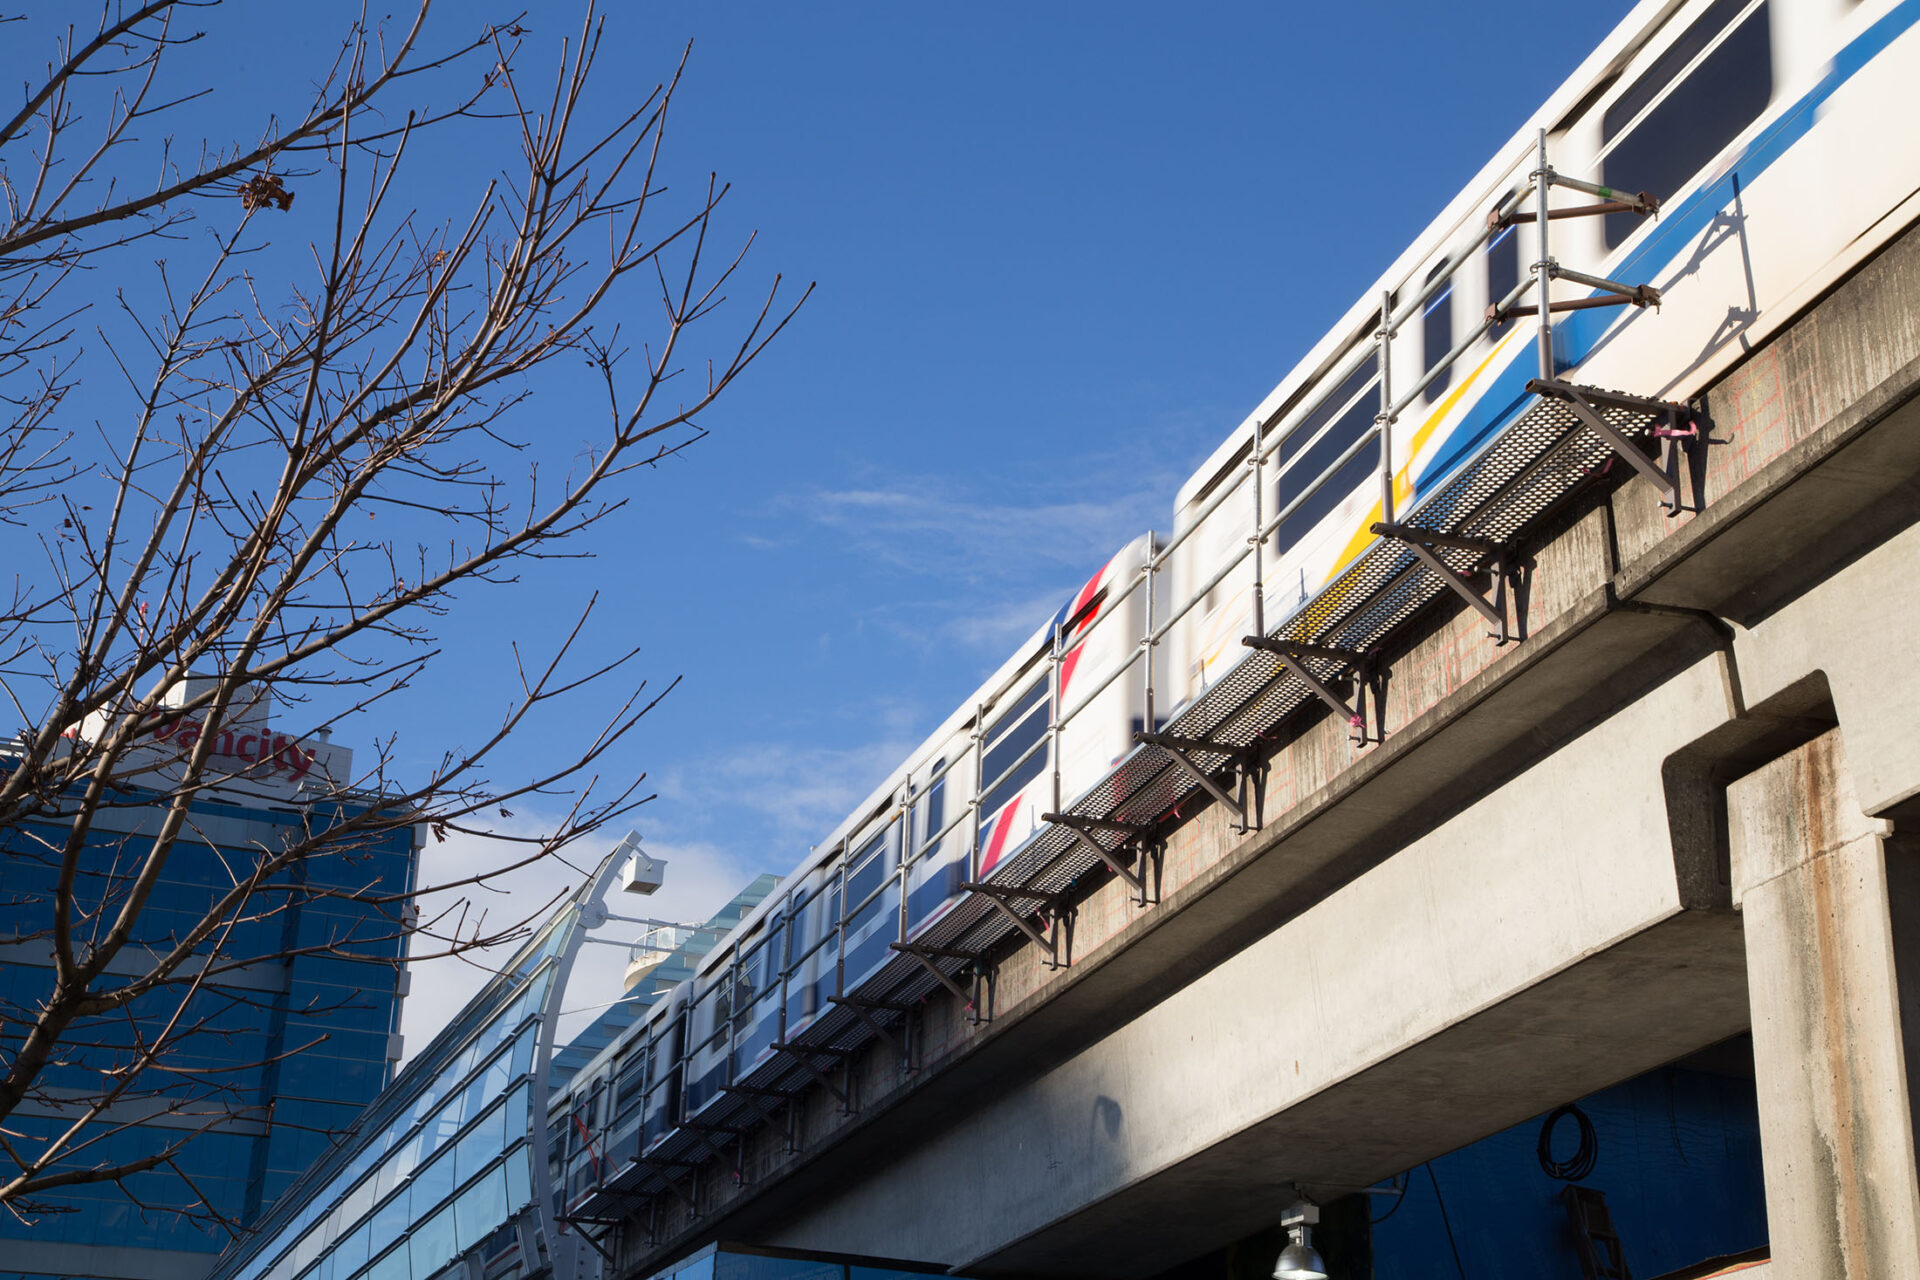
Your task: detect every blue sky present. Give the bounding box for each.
[507,3,1635,862]
[2,2,1635,1033]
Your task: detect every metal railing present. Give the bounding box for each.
[581,130,1682,1217]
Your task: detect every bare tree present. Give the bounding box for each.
[0,0,806,1233]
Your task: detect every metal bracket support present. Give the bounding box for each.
[960,881,1066,967]
[669,1121,741,1182]
[1133,729,1250,829]
[889,942,986,1020]
[656,1172,698,1223]
[1371,521,1518,645]
[769,1040,852,1110]
[569,1222,618,1267]
[720,1083,798,1152]
[1242,635,1380,745]
[829,995,913,1071]
[1529,377,1694,515]
[1042,811,1150,903]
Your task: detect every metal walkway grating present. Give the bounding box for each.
[585,383,1677,1216]
[951,382,1673,965]
[589,130,1703,1219]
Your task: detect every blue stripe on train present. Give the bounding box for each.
[1407,0,1920,505]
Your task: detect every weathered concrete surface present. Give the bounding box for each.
[768,657,1748,1276]
[1730,732,1920,1279]
[619,189,1920,1280]
[1722,510,1920,819]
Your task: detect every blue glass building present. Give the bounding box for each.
[0,711,418,1280]
[202,853,774,1280]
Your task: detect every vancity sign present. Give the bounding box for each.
[137,713,320,781]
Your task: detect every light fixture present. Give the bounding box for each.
[617,831,667,896]
[1272,1199,1328,1280]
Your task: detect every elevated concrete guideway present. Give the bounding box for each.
[619,223,1920,1280]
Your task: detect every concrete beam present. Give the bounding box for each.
[766,657,1748,1277]
[1726,516,1920,817]
[624,187,1920,1280]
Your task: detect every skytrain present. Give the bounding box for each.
[554,0,1920,1221]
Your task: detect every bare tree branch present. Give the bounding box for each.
[0,0,809,1230]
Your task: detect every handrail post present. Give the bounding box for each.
[1141,538,1157,732]
[1049,622,1063,814]
[1535,127,1555,381]
[1250,419,1266,638]
[969,707,985,879]
[1378,288,1395,526]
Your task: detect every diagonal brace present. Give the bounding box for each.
[1243,635,1366,732]
[960,881,1062,963]
[829,995,910,1067]
[1043,811,1146,899]
[889,942,979,1010]
[720,1084,793,1145]
[769,1041,850,1106]
[1370,521,1511,642]
[574,1224,618,1267]
[1541,381,1677,503]
[1134,730,1246,825]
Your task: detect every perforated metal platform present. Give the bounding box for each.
[577,135,1704,1228]
[907,381,1678,979]
[576,381,1682,1221]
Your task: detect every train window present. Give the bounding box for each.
[1601,0,1772,247]
[705,973,733,1050]
[762,911,785,985]
[614,1052,646,1120]
[1280,353,1375,470]
[734,939,763,1011]
[918,762,945,858]
[1422,262,1452,404]
[845,830,890,909]
[1487,226,1519,339]
[981,680,1050,822]
[1275,352,1379,546]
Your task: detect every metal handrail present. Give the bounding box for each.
[583,135,1636,1196]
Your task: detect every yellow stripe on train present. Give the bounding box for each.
[1321,332,1520,585]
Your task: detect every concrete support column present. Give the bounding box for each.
[1729,729,1920,1277]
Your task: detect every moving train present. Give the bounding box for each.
[555,0,1920,1215]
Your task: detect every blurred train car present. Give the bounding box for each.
[555,0,1920,1224]
[1171,0,1919,707]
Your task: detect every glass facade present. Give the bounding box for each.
[0,785,417,1280]
[206,904,569,1280]
[206,867,774,1280]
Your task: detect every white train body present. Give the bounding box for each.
[557,0,1920,1203]
[1172,0,1920,704]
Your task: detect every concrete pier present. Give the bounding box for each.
[1732,732,1920,1279]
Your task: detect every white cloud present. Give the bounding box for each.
[653,732,917,849]
[789,482,1163,587]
